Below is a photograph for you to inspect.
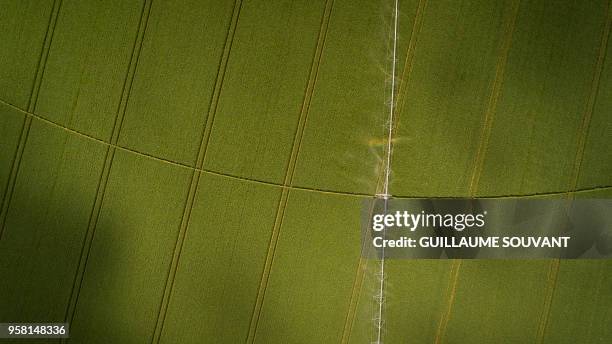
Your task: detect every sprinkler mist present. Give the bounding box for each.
[372,0,399,343]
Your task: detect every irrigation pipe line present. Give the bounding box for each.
[374,0,399,342]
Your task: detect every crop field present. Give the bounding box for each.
[0,0,611,343]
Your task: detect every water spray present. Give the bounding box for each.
[372,0,399,343]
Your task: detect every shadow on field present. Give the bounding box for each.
[0,130,134,343]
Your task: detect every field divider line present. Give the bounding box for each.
[339,252,368,344]
[567,0,612,198]
[535,259,560,343]
[150,1,244,342]
[246,1,334,342]
[283,2,332,187]
[433,260,461,344]
[388,0,428,144]
[467,0,520,195]
[340,197,377,344]
[536,3,612,343]
[394,186,612,199]
[2,98,372,197]
[3,99,612,202]
[434,2,520,343]
[0,116,31,240]
[62,0,153,335]
[0,0,62,240]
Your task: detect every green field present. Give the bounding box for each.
[1,0,611,343]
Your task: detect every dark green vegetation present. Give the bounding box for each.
[1,0,611,343]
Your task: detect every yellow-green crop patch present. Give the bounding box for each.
[203,0,327,184]
[34,0,145,140]
[0,0,611,343]
[117,0,235,166]
[0,0,54,108]
[159,174,281,343]
[0,120,106,323]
